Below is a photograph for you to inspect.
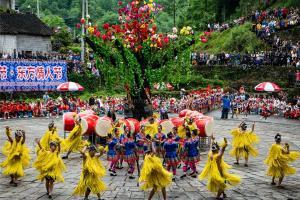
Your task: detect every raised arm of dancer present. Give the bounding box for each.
[218,138,228,158]
[35,138,43,150]
[79,147,87,159]
[21,131,26,145]
[251,122,255,133]
[5,126,13,143]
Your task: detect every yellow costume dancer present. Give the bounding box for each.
[36,121,62,154]
[0,127,30,186]
[109,120,125,136]
[199,138,241,199]
[178,118,197,138]
[62,116,88,159]
[144,117,159,137]
[33,139,66,198]
[230,122,259,166]
[139,149,172,200]
[73,145,106,200]
[265,133,300,188]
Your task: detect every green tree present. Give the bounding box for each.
[51,27,73,52]
[42,14,65,27]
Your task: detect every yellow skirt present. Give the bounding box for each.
[73,172,107,195]
[33,150,66,182]
[0,143,31,177]
[230,145,258,159]
[61,137,88,153]
[139,155,172,191]
[265,151,300,178]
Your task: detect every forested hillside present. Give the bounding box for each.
[15,0,300,31]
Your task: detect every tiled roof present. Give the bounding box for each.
[0,13,52,36]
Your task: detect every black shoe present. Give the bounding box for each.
[62,156,68,159]
[48,194,52,199]
[177,164,181,169]
[244,164,248,167]
[129,176,135,179]
[180,174,187,179]
[277,185,284,189]
[12,182,17,187]
[234,162,239,165]
[271,182,276,185]
[172,177,175,181]
[110,173,117,176]
[108,169,112,172]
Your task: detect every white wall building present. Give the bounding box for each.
[0,0,15,10]
[0,13,52,56]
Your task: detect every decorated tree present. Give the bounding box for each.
[84,0,195,120]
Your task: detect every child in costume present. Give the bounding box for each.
[73,145,106,200]
[163,132,179,179]
[107,133,118,176]
[114,127,125,169]
[265,133,300,188]
[36,121,62,154]
[181,130,200,178]
[62,116,87,159]
[0,127,30,186]
[135,125,147,156]
[139,145,172,200]
[199,138,241,199]
[230,121,259,167]
[123,132,137,179]
[33,138,66,199]
[153,125,166,158]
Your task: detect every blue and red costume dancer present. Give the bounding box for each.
[183,131,200,178]
[123,133,137,179]
[107,133,118,176]
[135,126,147,156]
[163,132,179,178]
[154,125,166,158]
[114,128,125,169]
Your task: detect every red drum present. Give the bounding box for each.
[160,119,174,134]
[195,116,214,137]
[189,111,204,119]
[139,119,149,127]
[95,117,113,137]
[179,109,191,118]
[80,110,96,115]
[100,116,113,122]
[81,115,100,135]
[170,117,184,127]
[185,110,194,117]
[63,112,77,131]
[127,118,140,133]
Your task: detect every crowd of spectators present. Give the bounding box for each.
[252,7,299,39]
[191,44,300,68]
[221,92,300,120]
[1,90,299,120]
[195,7,300,69]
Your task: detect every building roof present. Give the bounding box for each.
[0,13,52,36]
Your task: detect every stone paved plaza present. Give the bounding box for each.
[0,111,299,200]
